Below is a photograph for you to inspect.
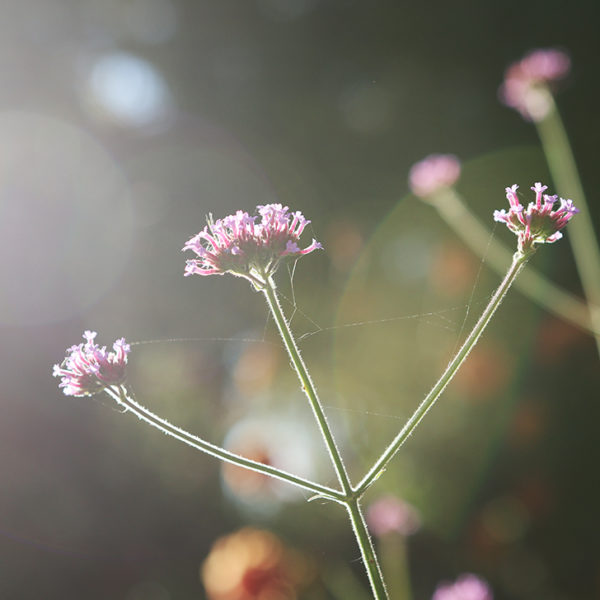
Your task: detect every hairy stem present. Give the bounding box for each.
[105,385,344,502]
[356,250,529,495]
[346,498,389,600]
[262,277,352,495]
[262,277,388,599]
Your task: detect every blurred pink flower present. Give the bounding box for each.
[499,48,570,121]
[432,573,493,600]
[183,204,321,288]
[366,495,420,537]
[53,331,130,396]
[494,182,578,253]
[409,154,461,198]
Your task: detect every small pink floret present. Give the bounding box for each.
[409,154,461,198]
[53,331,130,396]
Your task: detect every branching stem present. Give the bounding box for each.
[262,277,389,600]
[356,250,530,496]
[105,385,345,503]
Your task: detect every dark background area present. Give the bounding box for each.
[0,0,599,598]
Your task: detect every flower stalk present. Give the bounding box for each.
[356,249,530,496]
[262,277,351,494]
[425,187,598,335]
[498,48,600,356]
[104,385,345,503]
[262,276,389,599]
[345,498,389,600]
[535,94,600,356]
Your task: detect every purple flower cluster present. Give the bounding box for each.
[366,495,420,537]
[432,574,493,600]
[499,48,570,121]
[494,182,578,253]
[183,204,322,287]
[53,331,130,396]
[409,154,461,198]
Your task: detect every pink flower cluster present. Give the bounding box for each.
[366,495,420,537]
[183,204,322,287]
[409,154,461,198]
[53,331,130,396]
[499,48,570,121]
[432,574,493,600]
[494,182,578,253]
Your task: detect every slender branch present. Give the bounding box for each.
[346,498,389,600]
[104,385,345,503]
[262,277,352,495]
[535,93,600,356]
[356,251,529,496]
[262,277,389,599]
[429,188,598,335]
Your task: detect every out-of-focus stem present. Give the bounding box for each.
[428,187,598,336]
[379,534,412,600]
[105,385,345,503]
[356,251,529,496]
[535,91,600,356]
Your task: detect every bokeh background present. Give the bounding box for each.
[1,0,599,598]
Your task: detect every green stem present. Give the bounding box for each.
[535,93,600,356]
[429,188,598,335]
[105,385,344,503]
[346,498,389,600]
[356,251,529,495]
[262,277,389,599]
[262,277,352,495]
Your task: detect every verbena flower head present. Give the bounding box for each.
[53,331,130,396]
[432,574,493,600]
[183,204,322,288]
[494,182,578,254]
[409,154,461,198]
[499,48,570,121]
